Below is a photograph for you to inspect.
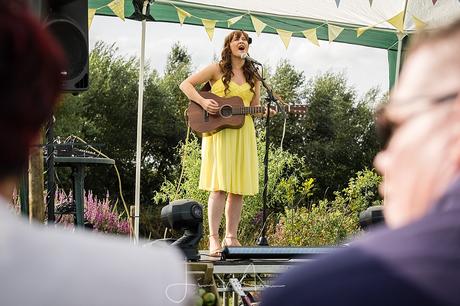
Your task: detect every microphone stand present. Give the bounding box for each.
[248,62,284,246]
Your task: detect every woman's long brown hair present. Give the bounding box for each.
[219,30,256,95]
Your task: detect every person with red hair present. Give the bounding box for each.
[0,2,191,305]
[0,0,63,181]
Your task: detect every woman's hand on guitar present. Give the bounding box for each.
[264,107,277,118]
[202,98,220,115]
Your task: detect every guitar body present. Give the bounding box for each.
[187,91,246,135]
[186,91,307,135]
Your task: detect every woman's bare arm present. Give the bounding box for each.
[179,63,220,114]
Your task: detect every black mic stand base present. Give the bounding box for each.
[257,236,269,246]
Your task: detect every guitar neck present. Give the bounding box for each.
[232,105,291,115]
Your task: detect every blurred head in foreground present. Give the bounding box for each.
[0,0,63,196]
[375,19,460,228]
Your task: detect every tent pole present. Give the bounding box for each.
[395,0,409,86]
[394,33,404,85]
[134,0,149,244]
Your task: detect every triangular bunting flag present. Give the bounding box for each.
[302,29,319,46]
[432,0,438,5]
[388,11,405,33]
[176,7,191,25]
[369,0,373,6]
[250,15,266,36]
[88,8,96,29]
[107,0,125,21]
[202,19,217,41]
[328,24,344,42]
[335,0,341,7]
[227,15,243,27]
[357,26,370,37]
[412,15,427,31]
[276,29,292,49]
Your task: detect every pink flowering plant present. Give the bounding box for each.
[55,189,130,235]
[84,191,130,235]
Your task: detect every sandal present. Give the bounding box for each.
[221,235,242,248]
[207,234,222,258]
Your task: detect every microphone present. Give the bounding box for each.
[241,53,262,66]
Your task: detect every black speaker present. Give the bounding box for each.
[46,0,89,92]
[359,205,384,230]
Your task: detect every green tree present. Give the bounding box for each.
[160,42,193,122]
[255,61,380,201]
[54,42,141,205]
[269,71,380,199]
[255,60,308,149]
[54,42,191,217]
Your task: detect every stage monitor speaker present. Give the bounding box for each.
[46,0,89,92]
[221,246,336,260]
[359,205,384,230]
[161,199,204,261]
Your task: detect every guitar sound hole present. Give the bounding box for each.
[220,105,233,118]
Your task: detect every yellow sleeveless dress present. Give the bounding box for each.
[199,79,259,195]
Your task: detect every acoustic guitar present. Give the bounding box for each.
[186,91,307,135]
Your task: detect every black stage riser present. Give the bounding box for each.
[222,246,337,260]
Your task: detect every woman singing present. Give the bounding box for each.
[180,30,267,256]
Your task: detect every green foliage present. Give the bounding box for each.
[55,42,140,202]
[154,135,209,206]
[256,63,381,201]
[269,169,382,246]
[154,133,312,247]
[280,71,380,199]
[255,60,307,149]
[54,42,191,204]
[267,59,306,104]
[160,42,193,123]
[332,168,383,219]
[239,133,313,245]
[304,73,381,198]
[271,202,357,247]
[153,136,209,241]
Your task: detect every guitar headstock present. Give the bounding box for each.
[285,105,308,116]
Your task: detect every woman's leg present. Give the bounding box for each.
[224,193,243,246]
[208,191,226,252]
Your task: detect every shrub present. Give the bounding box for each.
[154,133,313,247]
[271,201,357,246]
[85,191,130,235]
[269,169,382,246]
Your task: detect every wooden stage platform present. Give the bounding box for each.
[190,248,328,306]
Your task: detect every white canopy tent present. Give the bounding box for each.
[172,0,459,31]
[89,0,460,242]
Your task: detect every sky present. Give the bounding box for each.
[90,15,389,96]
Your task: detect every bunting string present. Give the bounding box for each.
[88,1,430,50]
[165,4,427,47]
[335,0,440,7]
[88,0,126,29]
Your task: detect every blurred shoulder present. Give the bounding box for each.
[261,245,439,306]
[3,216,191,306]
